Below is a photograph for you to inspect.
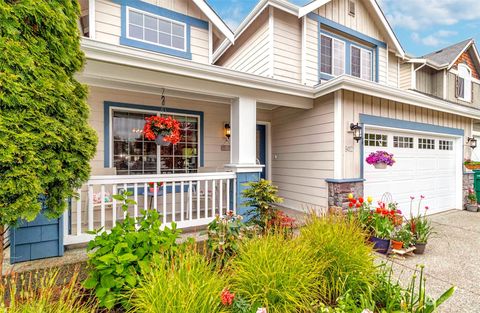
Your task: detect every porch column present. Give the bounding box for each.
[225,96,263,216]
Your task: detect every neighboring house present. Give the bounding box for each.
[11,0,480,262]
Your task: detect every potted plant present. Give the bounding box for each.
[143,115,181,146]
[370,210,394,254]
[408,196,433,254]
[464,159,480,170]
[148,182,164,193]
[366,151,395,169]
[466,187,478,212]
[388,202,403,226]
[391,225,414,250]
[390,229,404,250]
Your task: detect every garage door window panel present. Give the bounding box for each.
[365,133,387,147]
[393,136,414,148]
[418,138,435,150]
[439,140,453,151]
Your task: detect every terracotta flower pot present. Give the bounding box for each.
[374,163,388,169]
[391,240,403,250]
[370,236,390,254]
[414,242,427,254]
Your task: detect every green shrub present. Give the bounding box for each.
[128,252,225,313]
[2,268,96,313]
[228,234,325,313]
[299,215,377,306]
[83,191,188,309]
[242,179,283,231]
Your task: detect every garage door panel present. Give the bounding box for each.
[364,128,459,214]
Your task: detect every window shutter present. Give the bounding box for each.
[455,75,459,98]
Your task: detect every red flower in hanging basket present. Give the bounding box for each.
[143,115,181,144]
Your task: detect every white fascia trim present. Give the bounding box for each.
[313,75,480,120]
[405,58,448,70]
[88,0,96,40]
[212,0,299,63]
[81,38,313,98]
[191,0,234,43]
[298,0,331,17]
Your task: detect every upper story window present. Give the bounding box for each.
[127,7,187,52]
[457,63,472,102]
[351,46,372,81]
[320,34,345,76]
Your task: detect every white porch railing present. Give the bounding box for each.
[63,172,237,245]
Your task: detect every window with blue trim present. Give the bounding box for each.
[127,7,187,52]
[320,34,345,76]
[112,109,199,175]
[351,45,372,81]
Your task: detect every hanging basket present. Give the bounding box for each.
[374,163,388,169]
[155,135,170,146]
[143,115,181,145]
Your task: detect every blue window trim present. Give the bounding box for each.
[311,13,384,83]
[103,101,205,169]
[359,114,464,178]
[115,0,209,59]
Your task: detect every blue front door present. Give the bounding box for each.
[256,124,267,179]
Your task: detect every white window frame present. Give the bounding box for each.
[320,34,346,77]
[126,7,188,52]
[109,107,201,175]
[458,63,472,102]
[351,45,373,81]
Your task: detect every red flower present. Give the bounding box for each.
[375,208,381,214]
[349,202,354,208]
[143,116,181,144]
[355,203,361,208]
[221,289,235,306]
[358,197,364,203]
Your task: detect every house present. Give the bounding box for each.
[10,0,480,262]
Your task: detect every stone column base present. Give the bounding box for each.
[326,178,365,210]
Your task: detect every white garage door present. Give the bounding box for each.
[364,128,460,215]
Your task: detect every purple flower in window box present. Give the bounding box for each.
[366,151,395,169]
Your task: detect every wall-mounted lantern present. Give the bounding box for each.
[350,123,363,143]
[224,123,231,140]
[467,137,477,149]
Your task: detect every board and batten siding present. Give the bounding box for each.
[94,0,210,63]
[446,71,480,107]
[216,10,271,77]
[399,62,413,90]
[388,52,399,88]
[377,47,387,85]
[271,95,335,210]
[341,90,473,178]
[415,67,444,99]
[273,9,302,84]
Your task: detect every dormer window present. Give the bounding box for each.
[457,63,472,102]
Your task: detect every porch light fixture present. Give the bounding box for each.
[224,123,231,140]
[350,123,362,143]
[467,137,477,149]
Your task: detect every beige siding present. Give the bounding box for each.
[273,9,302,84]
[305,17,319,86]
[446,71,480,107]
[94,0,210,63]
[377,47,387,85]
[216,10,271,77]
[314,0,385,42]
[271,95,335,210]
[415,67,433,95]
[387,52,398,88]
[399,62,412,90]
[341,90,473,178]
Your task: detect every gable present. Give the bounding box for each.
[453,48,480,80]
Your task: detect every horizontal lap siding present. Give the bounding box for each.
[216,10,271,77]
[88,86,231,174]
[342,90,473,178]
[273,9,302,84]
[306,18,319,86]
[95,0,210,63]
[271,95,335,210]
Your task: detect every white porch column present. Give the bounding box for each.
[225,96,263,216]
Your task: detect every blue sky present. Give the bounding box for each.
[207,0,480,57]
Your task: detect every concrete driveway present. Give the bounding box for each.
[385,210,480,312]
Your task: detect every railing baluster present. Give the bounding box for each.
[233,177,237,214]
[143,183,148,212]
[196,180,200,219]
[153,182,158,212]
[226,179,230,213]
[212,179,216,217]
[180,181,184,221]
[123,183,128,219]
[219,179,223,217]
[134,183,138,219]
[204,180,208,218]
[76,188,82,235]
[172,182,176,222]
[112,184,117,227]
[188,181,193,220]
[162,182,167,225]
[88,185,94,231]
[100,185,106,228]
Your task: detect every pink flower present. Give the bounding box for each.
[425,206,429,210]
[420,195,425,199]
[221,289,235,306]
[410,196,415,200]
[256,309,267,313]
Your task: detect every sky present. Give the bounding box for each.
[207,0,480,57]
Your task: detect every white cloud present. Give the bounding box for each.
[379,0,480,31]
[411,29,458,46]
[214,1,246,31]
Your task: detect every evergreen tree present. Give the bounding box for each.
[0,0,97,264]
